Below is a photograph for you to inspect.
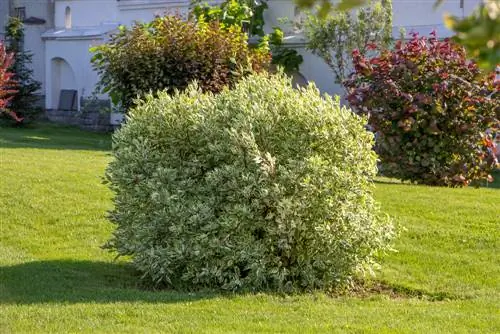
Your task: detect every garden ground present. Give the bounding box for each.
[0,123,498,333]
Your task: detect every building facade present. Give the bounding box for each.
[0,0,482,111]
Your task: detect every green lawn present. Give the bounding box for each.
[1,123,499,333]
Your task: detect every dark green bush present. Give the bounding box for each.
[90,15,270,111]
[105,73,395,292]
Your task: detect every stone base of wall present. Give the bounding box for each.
[45,109,118,132]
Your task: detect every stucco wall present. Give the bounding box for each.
[264,0,484,96]
[41,0,487,111]
[392,0,482,31]
[0,1,9,39]
[117,0,191,26]
[7,0,54,94]
[45,0,196,110]
[45,38,102,110]
[55,0,118,28]
[24,25,47,92]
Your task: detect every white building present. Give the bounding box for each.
[0,0,482,111]
[2,0,54,99]
[43,0,195,111]
[0,1,9,41]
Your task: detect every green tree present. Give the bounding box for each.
[443,1,499,70]
[305,0,392,87]
[190,0,268,36]
[90,15,270,111]
[296,0,369,16]
[296,0,499,70]
[190,0,304,73]
[4,17,42,118]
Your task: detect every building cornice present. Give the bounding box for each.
[41,24,118,40]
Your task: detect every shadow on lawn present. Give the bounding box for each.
[0,260,220,305]
[0,122,112,151]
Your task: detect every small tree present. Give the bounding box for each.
[0,40,18,112]
[190,0,268,36]
[345,33,499,186]
[91,15,270,112]
[305,0,392,87]
[297,0,499,71]
[190,0,304,73]
[5,17,42,118]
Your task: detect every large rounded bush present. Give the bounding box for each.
[105,73,394,291]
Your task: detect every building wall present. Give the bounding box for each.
[44,0,198,110]
[42,0,486,111]
[8,0,54,94]
[264,0,484,95]
[24,24,47,93]
[45,37,103,110]
[117,0,191,26]
[392,0,482,32]
[0,0,10,40]
[54,0,118,28]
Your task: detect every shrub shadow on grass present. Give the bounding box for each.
[0,122,112,151]
[0,260,220,305]
[1,260,460,305]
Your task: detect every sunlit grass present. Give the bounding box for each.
[0,123,498,333]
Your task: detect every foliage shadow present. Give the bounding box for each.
[0,122,112,151]
[0,260,223,305]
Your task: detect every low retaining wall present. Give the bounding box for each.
[45,110,117,132]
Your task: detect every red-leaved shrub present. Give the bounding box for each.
[346,33,499,186]
[0,40,17,111]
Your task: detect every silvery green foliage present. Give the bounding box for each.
[105,73,394,291]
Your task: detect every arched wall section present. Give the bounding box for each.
[49,57,77,110]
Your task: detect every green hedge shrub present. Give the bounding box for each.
[105,73,395,292]
[90,15,270,111]
[346,33,499,186]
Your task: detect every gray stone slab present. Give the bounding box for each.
[58,90,77,111]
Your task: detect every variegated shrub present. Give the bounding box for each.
[105,73,394,292]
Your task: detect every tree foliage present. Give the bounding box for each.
[444,1,499,70]
[190,0,268,36]
[4,17,42,117]
[296,0,499,70]
[105,73,395,291]
[190,0,304,73]
[296,0,372,16]
[305,0,392,87]
[90,15,270,111]
[345,33,499,186]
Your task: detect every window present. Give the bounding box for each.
[15,7,26,21]
[65,6,72,29]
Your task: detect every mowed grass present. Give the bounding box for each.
[0,123,498,333]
